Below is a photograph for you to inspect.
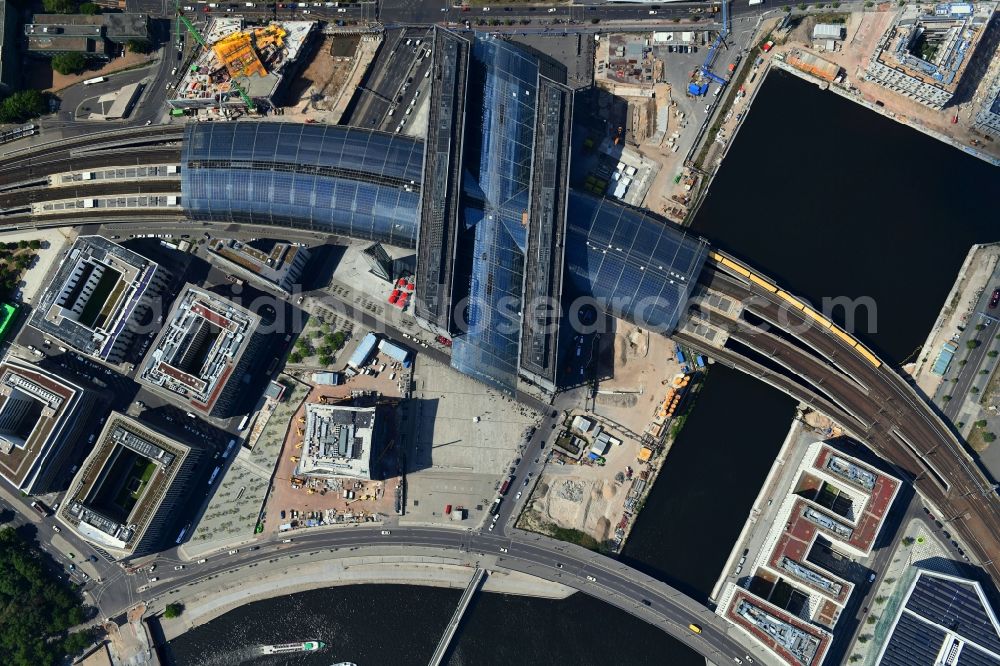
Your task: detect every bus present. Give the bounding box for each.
[30,501,52,517]
[222,438,237,459]
[175,523,190,544]
[207,466,221,485]
[238,414,252,431]
[82,77,107,86]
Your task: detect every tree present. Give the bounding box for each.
[988,350,998,358]
[867,615,877,624]
[28,239,41,250]
[51,52,88,75]
[858,635,870,643]
[849,656,863,663]
[984,432,997,443]
[318,353,332,366]
[331,331,346,349]
[126,39,154,55]
[164,603,184,619]
[43,0,78,13]
[902,537,915,546]
[62,629,96,657]
[0,526,93,665]
[79,1,100,13]
[0,90,48,123]
[17,240,27,250]
[943,395,952,401]
[875,595,888,603]
[971,386,980,394]
[288,351,303,364]
[977,323,986,331]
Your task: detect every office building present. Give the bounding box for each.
[295,403,383,480]
[58,413,202,559]
[29,236,169,364]
[865,3,996,109]
[208,238,311,294]
[0,360,95,494]
[137,285,266,418]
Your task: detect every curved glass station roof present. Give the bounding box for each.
[564,192,709,334]
[181,123,424,247]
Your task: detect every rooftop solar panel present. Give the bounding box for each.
[908,574,1000,656]
[880,611,945,666]
[956,642,1000,666]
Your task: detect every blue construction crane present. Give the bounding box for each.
[699,1,730,88]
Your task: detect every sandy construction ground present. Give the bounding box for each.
[518,437,642,543]
[594,322,685,438]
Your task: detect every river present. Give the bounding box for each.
[166,70,999,666]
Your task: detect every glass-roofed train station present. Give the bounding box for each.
[181,27,708,395]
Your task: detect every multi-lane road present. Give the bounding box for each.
[88,525,772,665]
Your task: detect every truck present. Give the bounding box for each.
[499,476,513,496]
[83,77,107,85]
[30,501,52,517]
[748,0,763,5]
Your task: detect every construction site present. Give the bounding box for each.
[517,329,705,552]
[168,18,317,113]
[586,0,765,224]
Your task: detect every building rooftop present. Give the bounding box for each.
[867,3,995,97]
[29,236,164,362]
[208,238,310,293]
[59,413,193,557]
[718,442,901,665]
[294,403,379,479]
[137,284,263,415]
[728,590,832,666]
[0,360,85,493]
[101,13,148,40]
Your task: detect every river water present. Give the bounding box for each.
[167,71,999,665]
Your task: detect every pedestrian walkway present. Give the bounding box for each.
[427,567,487,666]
